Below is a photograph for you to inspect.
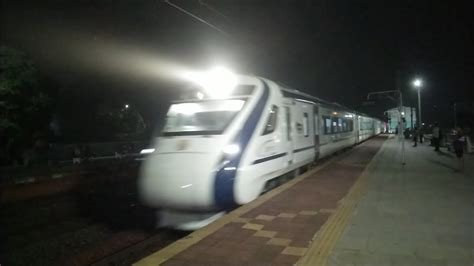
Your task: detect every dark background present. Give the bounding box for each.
[1,0,473,141]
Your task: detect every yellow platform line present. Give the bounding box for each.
[134,155,342,266]
[298,140,387,266]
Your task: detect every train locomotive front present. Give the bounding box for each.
[139,75,269,230]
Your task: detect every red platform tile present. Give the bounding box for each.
[158,138,385,266]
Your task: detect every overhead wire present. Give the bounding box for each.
[198,0,232,23]
[163,0,230,37]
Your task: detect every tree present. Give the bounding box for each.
[0,46,52,164]
[96,103,146,141]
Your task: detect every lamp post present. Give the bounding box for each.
[413,79,422,128]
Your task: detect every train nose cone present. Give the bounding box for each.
[139,152,218,211]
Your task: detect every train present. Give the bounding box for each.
[139,71,384,230]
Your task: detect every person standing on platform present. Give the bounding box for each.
[413,126,418,147]
[453,128,466,172]
[432,122,441,151]
[419,125,424,143]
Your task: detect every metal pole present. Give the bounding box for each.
[399,91,405,165]
[417,88,422,127]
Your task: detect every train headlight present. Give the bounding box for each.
[222,144,240,155]
[140,148,155,154]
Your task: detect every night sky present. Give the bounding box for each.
[2,0,474,133]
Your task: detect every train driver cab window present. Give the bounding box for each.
[262,105,278,135]
[303,113,309,137]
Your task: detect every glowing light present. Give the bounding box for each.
[170,103,201,115]
[183,66,237,98]
[224,167,237,171]
[124,104,129,109]
[222,144,240,155]
[401,112,405,116]
[140,148,155,154]
[180,184,192,189]
[413,79,422,88]
[196,91,204,99]
[344,114,353,118]
[332,112,338,115]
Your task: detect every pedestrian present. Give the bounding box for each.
[413,126,418,147]
[404,128,410,139]
[419,126,424,143]
[432,122,441,151]
[453,128,466,172]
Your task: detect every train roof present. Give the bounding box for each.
[276,82,376,119]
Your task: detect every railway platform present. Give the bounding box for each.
[134,135,474,266]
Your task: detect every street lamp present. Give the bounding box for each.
[412,79,422,129]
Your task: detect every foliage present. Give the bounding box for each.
[0,46,52,164]
[96,104,146,140]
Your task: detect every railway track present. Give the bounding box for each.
[1,168,186,266]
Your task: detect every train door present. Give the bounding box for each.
[284,103,293,167]
[357,116,361,141]
[313,105,320,159]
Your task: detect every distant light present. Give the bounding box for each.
[401,112,405,116]
[183,66,237,98]
[222,144,240,155]
[413,79,422,88]
[140,148,155,154]
[344,114,353,118]
[196,91,204,99]
[422,123,425,126]
[332,112,338,115]
[124,104,130,109]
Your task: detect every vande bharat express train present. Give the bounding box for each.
[139,75,384,230]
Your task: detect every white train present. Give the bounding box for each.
[139,71,384,230]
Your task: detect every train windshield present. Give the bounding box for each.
[162,99,246,136]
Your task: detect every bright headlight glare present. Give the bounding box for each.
[222,144,240,155]
[182,66,237,98]
[140,148,155,154]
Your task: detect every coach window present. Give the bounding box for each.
[342,120,348,132]
[303,113,309,137]
[324,116,331,134]
[263,105,278,135]
[332,117,338,133]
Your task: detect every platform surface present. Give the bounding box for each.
[323,137,474,266]
[135,136,474,265]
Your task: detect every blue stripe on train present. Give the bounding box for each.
[213,80,270,209]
